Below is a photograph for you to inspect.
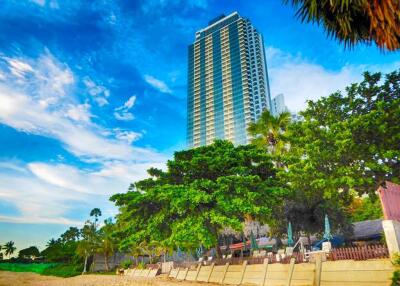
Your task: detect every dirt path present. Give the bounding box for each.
[0,271,220,286]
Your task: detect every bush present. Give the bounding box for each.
[120,259,132,269]
[0,263,55,274]
[41,264,82,277]
[137,262,146,269]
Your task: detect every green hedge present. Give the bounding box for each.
[41,264,81,277]
[0,263,56,274]
[0,263,81,277]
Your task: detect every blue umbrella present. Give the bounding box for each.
[250,231,259,250]
[323,214,333,241]
[287,222,294,247]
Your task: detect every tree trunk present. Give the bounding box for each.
[104,253,109,271]
[215,243,222,258]
[83,255,88,274]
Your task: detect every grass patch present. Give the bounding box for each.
[41,264,82,277]
[0,263,56,274]
[0,262,82,277]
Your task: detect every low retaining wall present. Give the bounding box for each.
[124,268,159,278]
[168,258,396,286]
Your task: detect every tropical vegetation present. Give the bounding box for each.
[284,0,400,51]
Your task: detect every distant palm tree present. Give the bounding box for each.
[247,110,291,156]
[4,241,16,258]
[97,218,116,271]
[284,0,400,51]
[90,208,102,228]
[46,238,58,247]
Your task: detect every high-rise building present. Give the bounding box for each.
[187,12,272,148]
[271,93,289,116]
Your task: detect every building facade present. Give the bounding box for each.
[187,12,272,148]
[271,93,289,116]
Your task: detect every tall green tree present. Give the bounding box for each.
[90,208,102,228]
[274,70,400,235]
[111,141,285,257]
[4,241,16,258]
[77,220,99,274]
[284,0,400,51]
[18,246,40,260]
[247,110,291,156]
[97,218,117,271]
[61,227,80,242]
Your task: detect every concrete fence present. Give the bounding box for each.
[124,268,159,278]
[168,257,396,286]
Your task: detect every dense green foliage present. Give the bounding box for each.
[111,141,285,256]
[250,70,399,237]
[0,263,56,274]
[349,196,383,222]
[285,0,400,51]
[41,264,82,277]
[18,246,40,259]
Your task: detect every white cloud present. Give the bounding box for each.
[266,47,400,112]
[65,103,91,122]
[114,129,142,144]
[5,58,34,79]
[0,160,165,225]
[144,74,172,93]
[114,95,136,121]
[0,51,168,227]
[83,77,110,107]
[0,52,165,162]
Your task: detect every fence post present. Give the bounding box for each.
[262,258,269,286]
[183,267,189,280]
[285,258,296,286]
[206,262,215,283]
[195,263,202,281]
[175,267,180,279]
[314,253,322,286]
[239,260,248,285]
[221,262,230,285]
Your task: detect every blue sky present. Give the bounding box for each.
[0,0,398,252]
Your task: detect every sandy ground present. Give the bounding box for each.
[0,271,221,286]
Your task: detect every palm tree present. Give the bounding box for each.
[247,110,291,156]
[46,238,58,247]
[284,0,400,51]
[4,241,16,258]
[90,208,102,228]
[97,218,116,271]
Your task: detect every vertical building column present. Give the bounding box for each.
[204,34,215,145]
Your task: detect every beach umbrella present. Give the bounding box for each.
[250,231,259,250]
[323,214,333,241]
[287,222,294,247]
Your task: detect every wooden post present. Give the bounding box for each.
[285,258,296,286]
[194,263,202,281]
[183,267,189,280]
[175,267,180,279]
[206,262,215,283]
[221,262,230,285]
[239,260,248,285]
[314,253,322,286]
[262,258,269,286]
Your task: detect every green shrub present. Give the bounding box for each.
[120,259,132,269]
[41,264,81,277]
[137,262,146,269]
[0,263,56,274]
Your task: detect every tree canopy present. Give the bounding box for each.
[285,0,400,51]
[111,140,285,256]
